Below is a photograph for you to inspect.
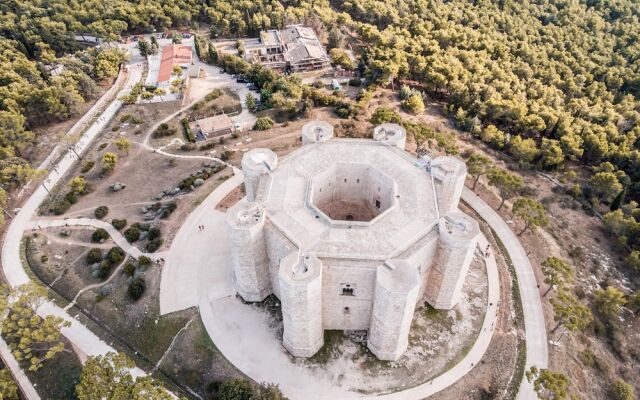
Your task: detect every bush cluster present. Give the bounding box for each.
[124,226,140,242]
[253,117,274,131]
[153,123,177,138]
[91,228,109,243]
[86,248,103,264]
[128,277,146,300]
[111,219,127,230]
[94,206,109,219]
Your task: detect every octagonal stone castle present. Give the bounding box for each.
[226,121,480,361]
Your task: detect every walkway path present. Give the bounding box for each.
[159,172,243,314]
[461,188,547,400]
[0,44,148,394]
[26,217,165,261]
[159,175,501,399]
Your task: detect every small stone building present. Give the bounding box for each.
[226,121,480,361]
[195,114,234,139]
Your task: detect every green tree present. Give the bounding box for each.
[0,368,18,400]
[610,379,634,400]
[218,379,253,400]
[539,138,564,169]
[102,152,118,172]
[370,107,401,125]
[509,136,538,164]
[329,48,355,70]
[526,367,569,400]
[69,176,86,194]
[466,153,492,190]
[589,172,622,204]
[512,197,548,235]
[401,93,425,113]
[479,125,506,149]
[550,289,592,333]
[76,352,173,400]
[594,286,626,319]
[253,117,274,131]
[252,383,288,400]
[540,257,573,296]
[115,137,131,155]
[245,93,257,112]
[138,39,150,57]
[487,167,524,210]
[0,283,70,371]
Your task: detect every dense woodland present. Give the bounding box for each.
[1,0,640,398]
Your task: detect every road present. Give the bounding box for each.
[461,188,548,400]
[0,42,147,397]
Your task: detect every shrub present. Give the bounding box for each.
[111,219,127,230]
[106,247,125,265]
[120,114,132,123]
[40,255,48,263]
[370,107,401,125]
[94,206,109,219]
[138,256,152,266]
[52,199,72,215]
[153,123,177,138]
[220,150,233,161]
[128,277,146,300]
[123,262,136,277]
[146,238,163,252]
[65,191,78,204]
[91,228,109,243]
[86,248,103,264]
[253,117,274,131]
[181,118,195,142]
[218,379,253,400]
[610,379,634,400]
[95,260,112,279]
[147,226,162,240]
[160,202,177,219]
[80,161,95,173]
[111,126,120,132]
[124,226,140,242]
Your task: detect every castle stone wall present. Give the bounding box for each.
[321,260,378,330]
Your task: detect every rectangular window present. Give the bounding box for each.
[340,283,355,296]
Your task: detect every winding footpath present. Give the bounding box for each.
[0,43,147,398]
[461,188,548,400]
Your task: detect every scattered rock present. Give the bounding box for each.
[110,183,126,192]
[59,229,71,237]
[139,231,148,241]
[141,206,149,213]
[170,187,181,195]
[154,193,165,201]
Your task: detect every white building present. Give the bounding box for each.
[226,121,479,361]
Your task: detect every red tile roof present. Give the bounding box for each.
[157,45,193,84]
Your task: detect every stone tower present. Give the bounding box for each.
[301,120,334,145]
[430,156,467,213]
[373,123,407,150]
[425,212,480,309]
[241,148,278,202]
[279,252,324,357]
[368,260,420,361]
[226,200,271,302]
